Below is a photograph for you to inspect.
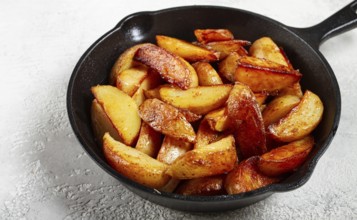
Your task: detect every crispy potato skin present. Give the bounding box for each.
[103,133,170,189]
[258,136,314,176]
[194,29,234,44]
[175,175,226,196]
[139,98,196,143]
[167,135,237,179]
[234,56,302,93]
[227,83,267,159]
[268,90,324,142]
[134,44,192,90]
[224,156,280,195]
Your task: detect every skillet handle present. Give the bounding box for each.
[290,0,357,49]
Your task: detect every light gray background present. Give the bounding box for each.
[1,0,356,219]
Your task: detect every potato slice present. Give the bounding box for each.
[205,107,231,132]
[175,175,226,196]
[234,56,302,93]
[91,85,141,146]
[227,83,267,158]
[205,40,250,59]
[258,136,314,176]
[167,135,237,179]
[139,98,196,143]
[135,122,163,157]
[156,35,219,62]
[116,66,148,96]
[91,99,121,144]
[194,119,224,149]
[157,136,192,165]
[109,43,150,85]
[103,133,170,188]
[268,90,324,142]
[262,95,301,127]
[194,29,234,43]
[278,82,303,98]
[218,52,240,82]
[134,43,193,90]
[249,37,289,67]
[177,56,199,88]
[192,62,223,86]
[224,156,280,195]
[159,85,232,115]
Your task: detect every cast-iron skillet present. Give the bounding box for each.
[67,1,357,212]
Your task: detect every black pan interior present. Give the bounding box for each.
[67,6,340,211]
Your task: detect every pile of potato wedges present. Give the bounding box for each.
[90,29,324,196]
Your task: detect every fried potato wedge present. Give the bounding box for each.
[167,135,237,179]
[159,85,232,115]
[134,43,193,90]
[192,62,223,86]
[254,93,268,107]
[278,82,303,98]
[194,119,225,149]
[115,66,148,96]
[227,83,267,158]
[91,99,121,144]
[258,136,314,176]
[175,175,226,196]
[205,40,250,59]
[224,156,280,194]
[109,43,151,85]
[135,122,163,157]
[178,109,202,123]
[177,56,199,88]
[262,95,301,127]
[139,98,196,143]
[205,107,231,132]
[249,37,289,67]
[103,133,170,188]
[194,29,234,44]
[268,90,324,142]
[156,35,219,62]
[157,136,193,165]
[218,52,240,82]
[91,85,141,146]
[234,56,302,93]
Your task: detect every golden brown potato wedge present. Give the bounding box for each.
[227,83,267,158]
[254,93,268,107]
[157,136,193,165]
[268,90,324,142]
[159,84,232,115]
[175,175,226,196]
[160,178,181,193]
[258,136,314,176]
[134,43,193,90]
[194,119,225,149]
[156,35,219,62]
[262,95,301,127]
[192,62,223,86]
[91,99,121,144]
[278,82,303,98]
[204,107,231,132]
[218,52,240,82]
[115,66,148,96]
[205,40,250,59]
[234,56,302,93]
[139,98,196,143]
[177,56,199,88]
[178,109,202,123]
[224,156,280,195]
[91,85,141,146]
[249,37,289,67]
[167,135,237,179]
[135,122,163,157]
[109,43,151,85]
[103,133,170,188]
[194,29,234,44]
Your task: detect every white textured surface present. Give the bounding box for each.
[1,0,357,219]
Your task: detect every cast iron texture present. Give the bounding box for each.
[67,1,357,212]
